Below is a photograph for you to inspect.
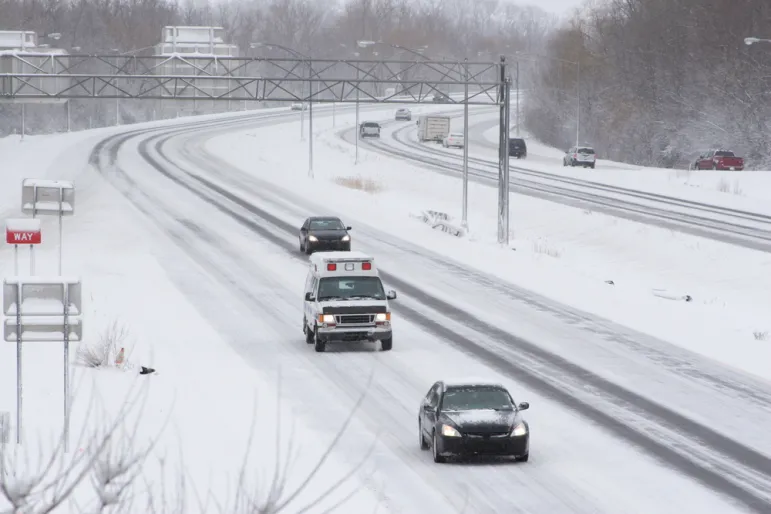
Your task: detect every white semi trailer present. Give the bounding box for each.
[417,115,451,142]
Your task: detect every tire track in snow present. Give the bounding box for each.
[139,117,771,511]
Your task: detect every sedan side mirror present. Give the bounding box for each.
[518,402,529,411]
[386,290,397,300]
[346,226,352,231]
[304,292,314,301]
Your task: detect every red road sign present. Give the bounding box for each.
[5,219,42,245]
[6,229,41,244]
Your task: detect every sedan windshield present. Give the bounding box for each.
[317,276,385,301]
[310,219,345,230]
[441,387,514,411]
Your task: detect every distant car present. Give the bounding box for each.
[508,138,527,159]
[418,379,530,463]
[442,132,465,149]
[692,149,744,171]
[299,216,351,254]
[359,121,381,138]
[563,145,596,168]
[290,102,307,111]
[395,108,412,121]
[432,93,450,103]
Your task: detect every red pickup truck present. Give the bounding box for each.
[692,150,744,171]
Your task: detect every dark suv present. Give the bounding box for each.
[508,138,527,159]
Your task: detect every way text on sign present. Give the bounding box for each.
[6,230,42,245]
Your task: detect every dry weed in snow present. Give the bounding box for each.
[753,331,768,342]
[716,178,743,196]
[532,239,562,259]
[333,175,382,194]
[76,321,131,369]
[0,369,383,513]
[0,380,159,513]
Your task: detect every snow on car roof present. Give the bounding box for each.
[441,378,506,389]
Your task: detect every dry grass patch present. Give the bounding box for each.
[333,175,383,194]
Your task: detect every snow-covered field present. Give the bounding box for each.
[2,100,771,512]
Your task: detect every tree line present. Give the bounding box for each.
[526,0,771,169]
[0,0,556,137]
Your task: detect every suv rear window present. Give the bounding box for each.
[362,122,379,128]
[577,148,595,154]
[509,139,525,147]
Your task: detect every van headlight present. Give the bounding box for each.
[511,423,527,437]
[375,313,391,322]
[320,314,335,324]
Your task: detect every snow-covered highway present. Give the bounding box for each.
[2,103,771,512]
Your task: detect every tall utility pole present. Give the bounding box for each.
[575,60,580,147]
[355,65,360,165]
[462,58,469,229]
[516,60,520,136]
[497,56,511,245]
[308,55,314,178]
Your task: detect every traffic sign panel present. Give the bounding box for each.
[5,218,41,245]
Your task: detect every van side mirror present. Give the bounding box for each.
[386,290,397,300]
[304,292,314,301]
[518,402,529,411]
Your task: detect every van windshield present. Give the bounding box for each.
[317,276,386,301]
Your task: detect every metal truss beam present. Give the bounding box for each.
[0,54,504,105]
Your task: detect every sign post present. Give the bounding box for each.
[5,218,42,275]
[21,179,75,275]
[2,278,83,448]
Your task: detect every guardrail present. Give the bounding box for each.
[410,210,467,237]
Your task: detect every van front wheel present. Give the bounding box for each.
[380,336,393,351]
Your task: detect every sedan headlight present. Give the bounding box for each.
[375,313,391,322]
[441,424,461,438]
[308,235,318,242]
[341,235,350,242]
[511,423,527,437]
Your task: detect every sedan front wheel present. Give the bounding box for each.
[432,431,446,463]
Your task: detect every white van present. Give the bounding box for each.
[302,251,396,353]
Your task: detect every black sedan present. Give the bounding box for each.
[299,216,352,254]
[418,380,530,463]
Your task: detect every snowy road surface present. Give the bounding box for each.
[86,105,771,512]
[351,108,771,253]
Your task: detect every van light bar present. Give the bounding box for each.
[327,263,337,271]
[362,262,372,270]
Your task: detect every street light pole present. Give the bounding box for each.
[355,65,360,165]
[745,37,771,45]
[462,58,469,229]
[308,56,314,178]
[575,60,580,147]
[516,60,520,136]
[250,41,314,173]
